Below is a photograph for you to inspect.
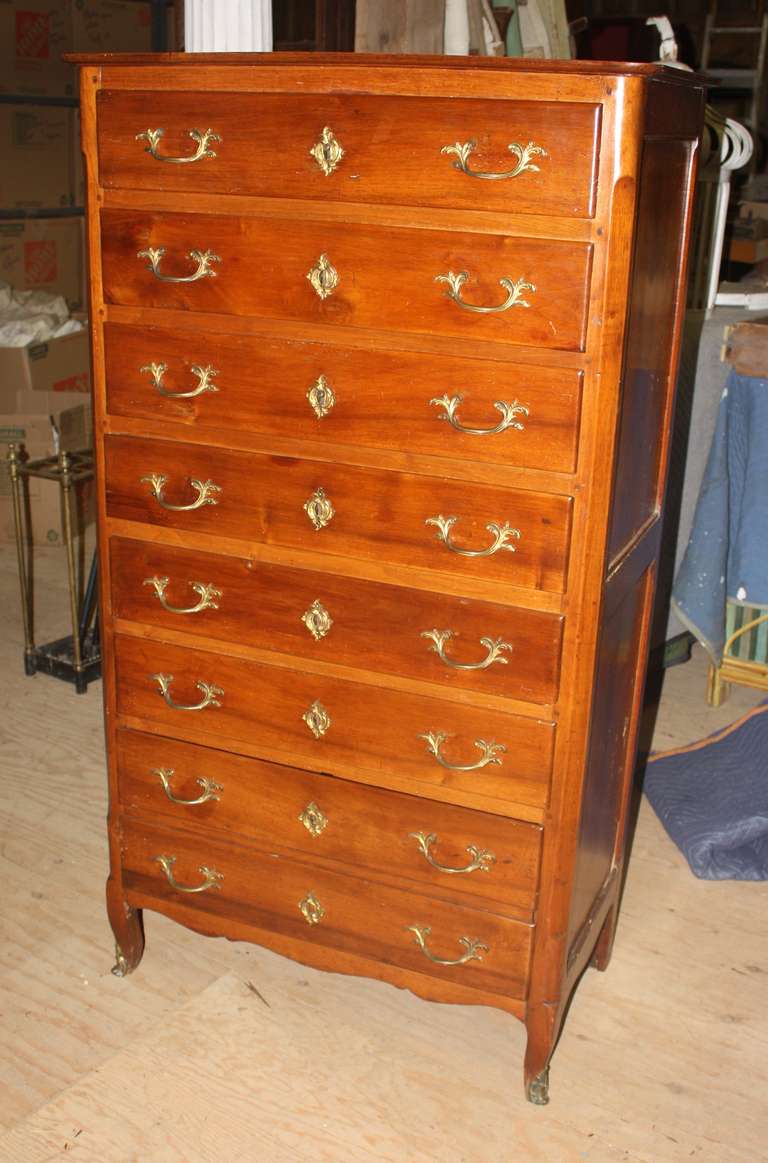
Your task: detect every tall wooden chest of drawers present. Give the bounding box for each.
[72,52,703,1103]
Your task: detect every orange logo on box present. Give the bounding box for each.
[24,240,57,285]
[53,374,89,394]
[16,11,50,60]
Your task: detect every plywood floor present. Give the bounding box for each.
[0,543,766,1163]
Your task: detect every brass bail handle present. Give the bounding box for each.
[137,127,221,164]
[441,139,547,181]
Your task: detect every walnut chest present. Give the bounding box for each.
[71,52,703,1104]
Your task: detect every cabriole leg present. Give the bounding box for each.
[107,876,144,976]
[526,1066,550,1105]
[524,1007,556,1105]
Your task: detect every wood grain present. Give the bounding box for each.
[97,89,601,219]
[104,433,573,593]
[116,727,542,918]
[607,138,696,564]
[109,536,564,705]
[112,633,555,812]
[120,817,534,998]
[103,321,584,475]
[100,209,594,353]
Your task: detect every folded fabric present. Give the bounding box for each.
[672,369,768,662]
[643,701,768,880]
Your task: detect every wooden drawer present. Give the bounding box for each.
[113,635,554,813]
[98,90,601,219]
[110,538,563,705]
[104,435,572,594]
[116,729,542,918]
[104,323,583,475]
[101,210,593,353]
[120,816,534,998]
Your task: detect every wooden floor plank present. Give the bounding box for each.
[0,545,766,1161]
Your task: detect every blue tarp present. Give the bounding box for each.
[644,703,768,881]
[672,369,768,661]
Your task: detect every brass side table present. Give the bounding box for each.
[7,443,101,694]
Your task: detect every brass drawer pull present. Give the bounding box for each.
[141,473,221,512]
[138,246,220,283]
[425,514,520,558]
[151,672,224,711]
[156,854,223,893]
[143,575,222,615]
[435,270,535,314]
[141,361,219,400]
[406,925,488,966]
[419,731,506,772]
[136,127,221,164]
[153,767,222,805]
[409,831,496,875]
[310,126,344,175]
[430,393,529,436]
[441,139,547,181]
[421,628,512,671]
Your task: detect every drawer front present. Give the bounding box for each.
[104,323,583,475]
[120,816,534,997]
[110,538,563,705]
[116,728,542,917]
[114,635,554,812]
[101,210,593,353]
[99,91,600,219]
[104,435,572,594]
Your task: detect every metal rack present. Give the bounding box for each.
[7,444,100,693]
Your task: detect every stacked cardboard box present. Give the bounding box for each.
[0,1,158,209]
[0,0,155,98]
[71,0,154,56]
[0,316,90,406]
[0,2,159,542]
[0,103,74,210]
[0,217,83,307]
[0,0,73,97]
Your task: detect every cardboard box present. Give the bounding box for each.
[0,402,94,545]
[0,105,73,210]
[0,2,159,100]
[70,0,153,53]
[0,0,74,98]
[57,395,91,447]
[0,217,84,308]
[0,321,90,410]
